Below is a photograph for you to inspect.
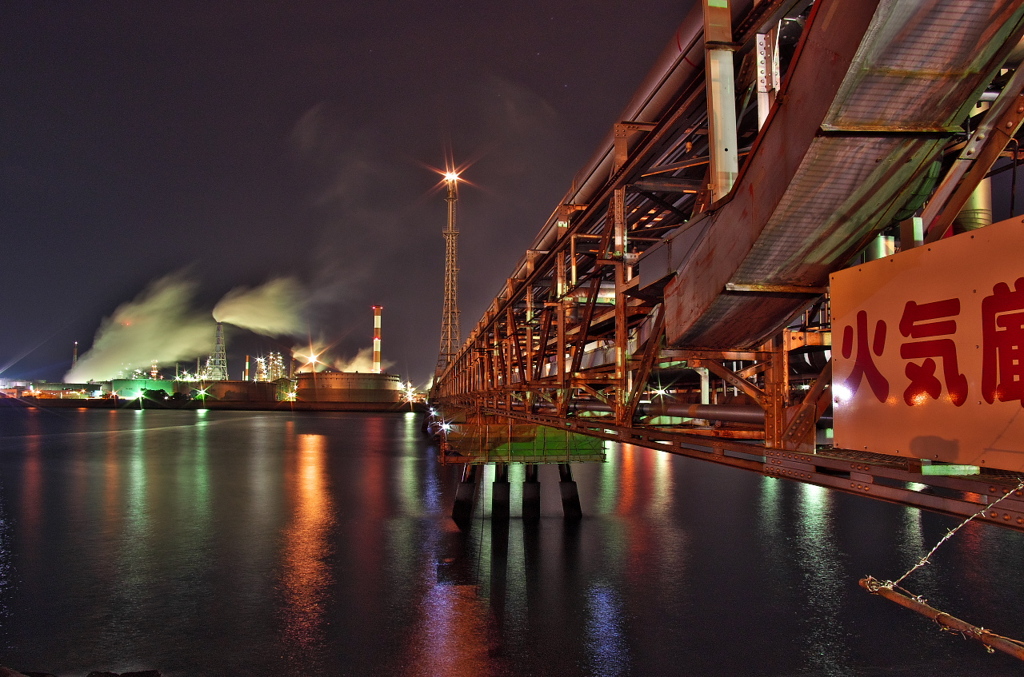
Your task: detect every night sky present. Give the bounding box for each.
[1,0,692,386]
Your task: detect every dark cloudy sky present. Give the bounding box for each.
[1,1,690,385]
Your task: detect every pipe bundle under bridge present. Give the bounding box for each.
[432,0,1024,530]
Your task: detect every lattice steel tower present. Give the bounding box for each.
[436,172,461,374]
[205,322,229,380]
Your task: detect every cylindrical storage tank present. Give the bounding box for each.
[295,371,402,403]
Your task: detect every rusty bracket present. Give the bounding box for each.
[699,358,768,407]
[781,358,832,449]
[623,306,667,425]
[924,63,1024,243]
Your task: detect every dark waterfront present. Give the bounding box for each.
[0,408,1022,676]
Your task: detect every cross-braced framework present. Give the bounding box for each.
[431,0,1024,532]
[436,173,461,375]
[206,322,228,381]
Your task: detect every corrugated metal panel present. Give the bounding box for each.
[666,0,1024,350]
[825,0,1021,130]
[732,136,946,284]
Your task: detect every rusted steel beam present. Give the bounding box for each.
[633,190,691,220]
[507,308,528,386]
[568,277,602,378]
[575,382,611,405]
[556,298,569,416]
[533,306,553,382]
[733,0,805,45]
[624,307,667,425]
[631,178,703,193]
[781,358,831,451]
[860,577,1024,661]
[725,282,827,295]
[763,335,788,449]
[662,348,771,362]
[613,262,630,423]
[734,361,768,379]
[924,63,1024,244]
[697,357,768,407]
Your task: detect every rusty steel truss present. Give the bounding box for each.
[432,0,1024,531]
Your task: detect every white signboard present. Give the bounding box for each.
[831,217,1024,472]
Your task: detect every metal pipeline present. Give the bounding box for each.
[536,400,765,424]
[533,400,834,428]
[640,402,766,423]
[953,178,992,233]
[514,0,718,274]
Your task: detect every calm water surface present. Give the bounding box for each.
[0,408,1022,675]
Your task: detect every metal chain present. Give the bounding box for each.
[890,478,1024,588]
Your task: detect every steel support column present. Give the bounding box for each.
[703,0,739,199]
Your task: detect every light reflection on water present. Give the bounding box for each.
[794,483,852,676]
[404,553,494,676]
[20,433,41,561]
[0,409,1023,675]
[585,584,629,677]
[280,433,333,664]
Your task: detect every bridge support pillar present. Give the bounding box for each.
[558,463,582,520]
[492,463,510,521]
[522,463,541,521]
[452,464,479,523]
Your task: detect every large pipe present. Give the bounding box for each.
[953,178,992,233]
[514,1,714,277]
[534,399,834,428]
[465,0,758,359]
[537,400,765,424]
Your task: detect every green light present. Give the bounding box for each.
[921,464,980,476]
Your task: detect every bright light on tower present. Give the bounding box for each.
[436,164,462,377]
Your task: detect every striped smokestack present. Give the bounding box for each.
[372,305,382,374]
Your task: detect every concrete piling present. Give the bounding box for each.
[522,463,541,520]
[558,463,582,520]
[452,464,479,523]
[492,463,510,520]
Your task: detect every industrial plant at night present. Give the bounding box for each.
[8,0,1024,674]
[1,306,416,410]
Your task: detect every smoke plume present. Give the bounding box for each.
[292,343,393,374]
[333,346,393,373]
[66,275,215,382]
[212,277,306,336]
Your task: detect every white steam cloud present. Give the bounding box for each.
[213,277,306,336]
[66,275,215,382]
[333,346,393,373]
[292,344,393,374]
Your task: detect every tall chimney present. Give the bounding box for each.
[372,305,382,374]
